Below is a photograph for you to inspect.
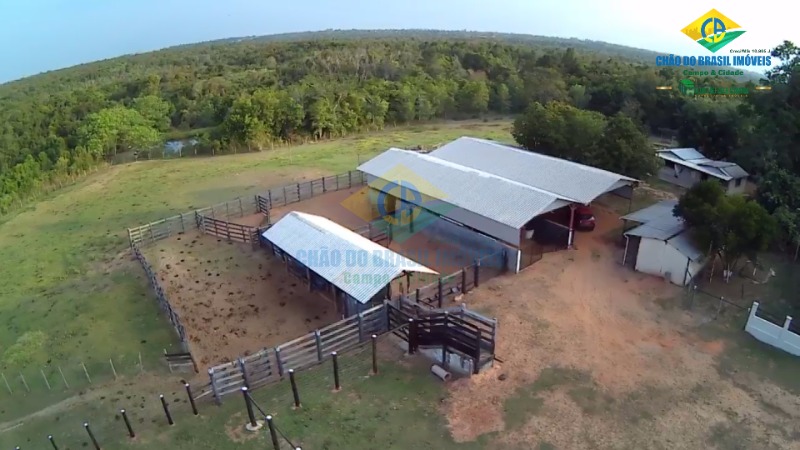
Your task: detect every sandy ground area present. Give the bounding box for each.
[267,187,371,230]
[441,205,800,449]
[228,213,269,228]
[145,234,338,369]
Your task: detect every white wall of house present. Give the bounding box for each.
[657,164,703,189]
[745,302,800,357]
[634,238,701,286]
[723,177,748,195]
[658,161,747,195]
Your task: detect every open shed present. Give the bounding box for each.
[357,136,637,271]
[261,211,437,317]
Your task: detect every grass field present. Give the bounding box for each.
[0,119,514,424]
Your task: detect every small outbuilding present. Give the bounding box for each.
[656,148,749,194]
[261,211,437,317]
[621,200,707,286]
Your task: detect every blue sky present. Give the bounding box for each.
[0,0,796,82]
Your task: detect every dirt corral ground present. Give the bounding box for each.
[268,187,371,230]
[144,233,338,369]
[443,204,800,449]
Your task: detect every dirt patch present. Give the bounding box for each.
[145,233,339,369]
[441,204,800,449]
[268,187,370,230]
[228,213,268,228]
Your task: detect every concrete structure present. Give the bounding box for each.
[621,200,706,286]
[745,302,800,357]
[656,148,748,194]
[357,137,637,272]
[262,211,437,317]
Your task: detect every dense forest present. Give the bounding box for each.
[0,31,797,251]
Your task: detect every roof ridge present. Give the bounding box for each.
[387,148,582,203]
[289,210,431,269]
[459,136,636,182]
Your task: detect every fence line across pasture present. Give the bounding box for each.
[127,170,366,248]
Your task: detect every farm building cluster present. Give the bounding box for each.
[142,135,719,370]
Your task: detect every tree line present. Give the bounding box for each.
[0,33,770,216]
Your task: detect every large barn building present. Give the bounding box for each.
[357,137,637,272]
[262,211,437,317]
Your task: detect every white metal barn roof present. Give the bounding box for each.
[657,148,749,181]
[262,211,437,304]
[357,148,570,229]
[429,137,637,204]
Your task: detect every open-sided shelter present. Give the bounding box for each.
[261,211,437,317]
[357,136,637,271]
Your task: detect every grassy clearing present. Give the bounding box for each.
[0,344,489,450]
[0,119,512,424]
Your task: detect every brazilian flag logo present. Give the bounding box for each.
[681,9,745,53]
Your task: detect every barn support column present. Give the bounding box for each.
[307,267,312,292]
[567,205,576,249]
[622,235,630,266]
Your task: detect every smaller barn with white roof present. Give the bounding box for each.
[621,200,707,286]
[261,211,437,317]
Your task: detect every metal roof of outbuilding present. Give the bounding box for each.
[262,212,437,304]
[622,200,704,261]
[428,137,637,204]
[657,149,749,181]
[357,148,569,229]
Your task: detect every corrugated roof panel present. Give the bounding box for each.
[624,217,685,240]
[357,149,565,228]
[669,148,707,161]
[667,232,704,262]
[658,153,732,181]
[428,137,636,204]
[262,212,437,304]
[621,200,678,224]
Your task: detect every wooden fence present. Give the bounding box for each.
[206,302,388,403]
[197,214,259,244]
[132,245,188,343]
[254,171,367,212]
[388,300,497,374]
[407,249,508,309]
[127,171,366,247]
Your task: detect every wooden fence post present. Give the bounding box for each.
[408,318,416,354]
[283,186,287,205]
[296,183,300,201]
[268,190,272,209]
[415,288,420,304]
[209,368,221,405]
[238,197,244,216]
[442,312,449,369]
[474,258,481,288]
[348,171,352,187]
[314,330,323,361]
[275,347,284,377]
[238,358,251,389]
[358,312,365,342]
[322,176,326,193]
[438,277,443,308]
[473,330,482,375]
[461,268,467,292]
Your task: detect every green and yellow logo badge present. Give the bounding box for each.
[681,9,745,53]
[341,164,451,243]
